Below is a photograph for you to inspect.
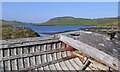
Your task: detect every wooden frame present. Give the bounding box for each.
[59,34,119,70]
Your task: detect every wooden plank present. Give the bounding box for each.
[48,44,58,71]
[10,48,18,70]
[17,47,24,70]
[0,49,3,71]
[53,43,64,72]
[80,60,91,71]
[1,48,65,61]
[0,35,57,45]
[22,47,30,69]
[59,35,119,70]
[63,51,77,71]
[65,51,80,71]
[69,59,81,70]
[1,40,59,49]
[38,45,45,71]
[29,46,35,67]
[73,58,83,67]
[54,59,64,71]
[43,44,47,63]
[19,55,74,71]
[46,44,53,71]
[57,52,69,70]
[72,51,110,70]
[3,49,11,70]
[34,45,41,71]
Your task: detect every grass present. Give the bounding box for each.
[37,16,118,27]
[0,25,40,40]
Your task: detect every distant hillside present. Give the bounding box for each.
[0,25,40,40]
[37,16,118,27]
[0,20,33,25]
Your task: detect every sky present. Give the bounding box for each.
[2,0,120,2]
[2,2,118,23]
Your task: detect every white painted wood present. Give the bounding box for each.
[59,35,119,70]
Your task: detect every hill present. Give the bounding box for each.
[37,16,118,27]
[0,25,40,40]
[0,20,33,25]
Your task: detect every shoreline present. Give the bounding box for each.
[39,26,118,35]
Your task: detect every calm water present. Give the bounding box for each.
[12,24,95,36]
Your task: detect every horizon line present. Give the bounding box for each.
[1,16,118,23]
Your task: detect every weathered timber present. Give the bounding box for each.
[1,30,119,71]
[19,55,74,71]
[81,60,91,70]
[1,49,65,61]
[0,35,58,49]
[0,35,57,45]
[59,34,120,70]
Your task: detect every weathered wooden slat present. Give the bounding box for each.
[53,43,64,72]
[46,44,53,71]
[3,49,11,70]
[34,46,40,71]
[0,49,3,71]
[17,47,24,70]
[10,48,18,70]
[80,60,91,71]
[63,51,76,71]
[69,59,80,70]
[0,35,58,45]
[1,40,59,49]
[1,49,65,61]
[29,46,35,67]
[48,44,58,71]
[38,45,45,71]
[72,51,110,70]
[73,58,83,67]
[65,51,80,70]
[23,47,30,68]
[59,35,119,70]
[65,51,79,71]
[19,55,74,71]
[58,52,69,70]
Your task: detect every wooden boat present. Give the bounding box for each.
[0,30,120,71]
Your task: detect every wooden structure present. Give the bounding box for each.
[0,30,120,71]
